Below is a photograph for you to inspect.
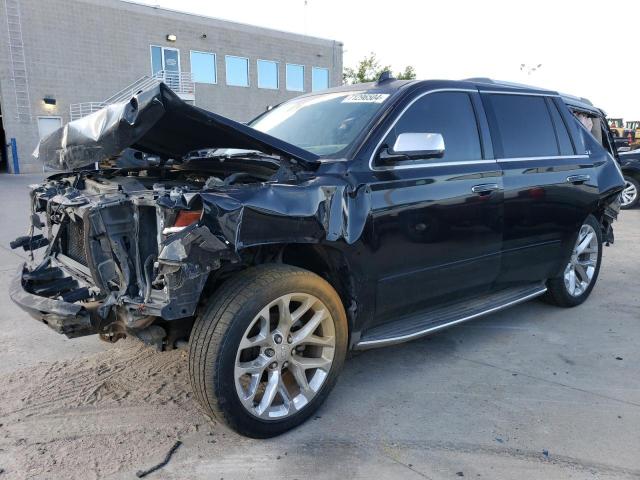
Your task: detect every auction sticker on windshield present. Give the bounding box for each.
[341,93,389,103]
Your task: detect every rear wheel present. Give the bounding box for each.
[620,176,639,209]
[545,215,602,307]
[188,264,348,438]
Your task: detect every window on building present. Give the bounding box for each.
[257,60,279,89]
[286,64,304,92]
[150,45,180,76]
[226,56,249,87]
[190,51,216,84]
[488,94,559,158]
[312,67,329,92]
[37,116,62,140]
[383,91,482,162]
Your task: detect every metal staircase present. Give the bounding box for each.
[69,70,195,121]
[4,0,32,123]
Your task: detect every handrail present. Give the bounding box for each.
[70,70,195,121]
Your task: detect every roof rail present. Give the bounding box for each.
[464,77,547,91]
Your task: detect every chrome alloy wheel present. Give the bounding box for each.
[620,180,638,207]
[234,293,336,420]
[564,223,599,297]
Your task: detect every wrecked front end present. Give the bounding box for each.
[11,170,239,347]
[10,82,343,348]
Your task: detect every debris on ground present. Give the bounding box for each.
[542,449,549,458]
[135,440,182,478]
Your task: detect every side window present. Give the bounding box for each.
[383,91,482,162]
[547,100,575,155]
[489,94,559,158]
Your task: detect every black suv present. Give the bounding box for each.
[11,77,624,437]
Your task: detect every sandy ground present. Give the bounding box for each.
[0,173,639,479]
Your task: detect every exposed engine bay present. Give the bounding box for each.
[12,157,296,348]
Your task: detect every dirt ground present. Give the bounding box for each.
[1,174,639,479]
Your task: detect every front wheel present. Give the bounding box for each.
[545,215,602,308]
[620,176,640,209]
[188,264,348,438]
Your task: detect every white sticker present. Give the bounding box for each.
[341,93,389,104]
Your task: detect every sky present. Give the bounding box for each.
[135,0,640,119]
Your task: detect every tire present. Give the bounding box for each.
[188,264,348,438]
[544,215,602,308]
[620,176,640,210]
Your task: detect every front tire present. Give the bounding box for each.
[545,215,602,308]
[188,264,348,438]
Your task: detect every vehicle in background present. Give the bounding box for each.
[615,137,631,152]
[10,78,624,437]
[617,149,640,209]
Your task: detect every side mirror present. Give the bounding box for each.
[379,132,445,163]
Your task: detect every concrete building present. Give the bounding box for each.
[0,0,343,173]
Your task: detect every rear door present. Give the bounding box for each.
[365,89,504,326]
[482,92,597,286]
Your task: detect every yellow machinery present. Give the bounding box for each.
[625,121,640,148]
[608,118,625,138]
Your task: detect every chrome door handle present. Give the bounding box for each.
[566,174,590,184]
[471,183,500,194]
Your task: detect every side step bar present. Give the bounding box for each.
[355,283,547,350]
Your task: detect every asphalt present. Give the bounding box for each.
[0,172,638,479]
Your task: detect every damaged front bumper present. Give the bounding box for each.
[10,265,97,338]
[10,174,239,342]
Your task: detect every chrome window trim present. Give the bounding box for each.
[373,159,497,170]
[497,154,590,162]
[479,90,561,97]
[368,88,485,171]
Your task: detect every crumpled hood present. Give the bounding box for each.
[35,83,320,171]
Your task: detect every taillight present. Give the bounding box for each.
[162,209,203,235]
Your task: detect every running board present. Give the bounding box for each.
[355,284,547,350]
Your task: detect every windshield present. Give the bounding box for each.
[250,91,390,156]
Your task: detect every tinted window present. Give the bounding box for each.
[190,51,216,84]
[384,91,482,162]
[489,94,559,158]
[286,64,304,91]
[257,60,278,89]
[225,56,249,87]
[547,100,574,155]
[312,67,329,91]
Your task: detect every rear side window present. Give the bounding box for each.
[547,99,575,155]
[488,94,559,158]
[384,91,482,162]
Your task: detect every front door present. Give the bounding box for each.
[364,89,503,327]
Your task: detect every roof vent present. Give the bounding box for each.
[377,71,395,84]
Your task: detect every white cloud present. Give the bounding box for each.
[134,0,640,118]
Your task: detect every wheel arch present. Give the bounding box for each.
[200,242,360,340]
[278,243,358,338]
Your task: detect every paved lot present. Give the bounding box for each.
[0,173,639,479]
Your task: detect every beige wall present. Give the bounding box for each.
[0,0,343,173]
